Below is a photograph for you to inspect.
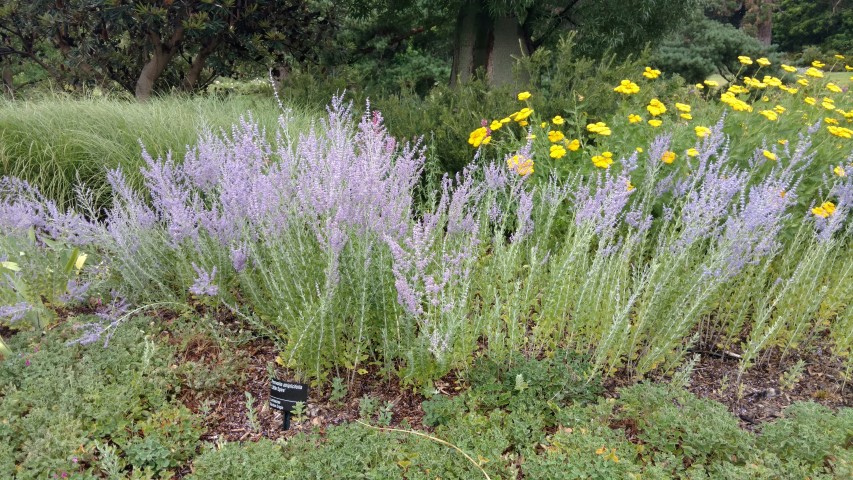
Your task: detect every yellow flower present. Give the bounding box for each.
[635,147,643,153]
[687,148,699,157]
[517,91,532,101]
[781,64,797,73]
[812,60,826,68]
[763,149,777,161]
[628,114,642,124]
[490,120,503,130]
[720,92,753,112]
[695,83,705,89]
[828,126,853,138]
[500,117,511,124]
[527,133,536,139]
[596,446,607,455]
[774,105,786,114]
[550,144,567,158]
[744,76,767,88]
[827,83,843,93]
[804,96,816,105]
[695,126,711,138]
[727,84,750,94]
[661,151,676,164]
[675,102,691,113]
[812,201,836,218]
[779,85,799,94]
[647,98,667,116]
[759,110,778,121]
[835,54,845,60]
[566,139,581,151]
[468,127,490,147]
[738,55,753,65]
[680,113,693,120]
[586,122,612,135]
[825,117,839,125]
[778,139,788,145]
[513,107,534,121]
[822,99,836,110]
[703,79,719,87]
[507,154,534,176]
[757,57,771,66]
[835,165,847,177]
[648,119,662,127]
[591,151,614,169]
[519,120,529,127]
[797,78,810,86]
[763,76,782,87]
[805,67,824,78]
[614,79,641,94]
[552,115,565,125]
[541,121,548,128]
[548,130,565,143]
[626,180,635,192]
[847,65,853,71]
[643,67,661,79]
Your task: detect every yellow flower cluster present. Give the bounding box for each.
[507,153,534,176]
[468,126,491,147]
[643,67,661,79]
[586,122,612,136]
[828,126,853,139]
[591,151,614,169]
[812,201,836,218]
[661,151,676,164]
[614,79,640,95]
[721,92,753,112]
[647,98,667,117]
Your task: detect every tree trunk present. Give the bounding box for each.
[1,62,13,97]
[450,1,488,86]
[183,38,220,92]
[487,16,530,86]
[135,29,184,101]
[450,2,531,87]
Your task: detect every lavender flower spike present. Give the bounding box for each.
[189,263,219,297]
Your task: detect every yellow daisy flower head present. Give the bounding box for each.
[781,64,797,73]
[703,79,719,87]
[614,79,640,94]
[648,119,662,127]
[797,78,810,86]
[490,120,503,130]
[675,102,691,113]
[738,55,753,65]
[762,149,777,161]
[661,151,676,164]
[547,130,565,143]
[827,83,843,93]
[647,98,667,117]
[806,67,824,78]
[468,127,490,148]
[759,110,778,121]
[812,201,836,218]
[756,57,771,66]
[812,60,826,68]
[828,126,853,138]
[834,165,847,177]
[695,126,711,138]
[586,122,612,136]
[507,153,534,176]
[695,83,705,89]
[804,96,816,105]
[517,91,532,101]
[680,113,693,120]
[591,151,614,169]
[549,144,567,158]
[643,67,661,79]
[687,148,699,157]
[552,115,565,125]
[628,114,642,124]
[566,139,581,151]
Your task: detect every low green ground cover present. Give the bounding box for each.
[1,317,850,479]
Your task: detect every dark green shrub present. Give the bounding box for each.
[654,17,775,83]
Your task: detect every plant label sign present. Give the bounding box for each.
[270,379,309,413]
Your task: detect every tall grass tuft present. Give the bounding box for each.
[0,93,313,209]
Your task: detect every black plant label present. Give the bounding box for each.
[269,379,309,412]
